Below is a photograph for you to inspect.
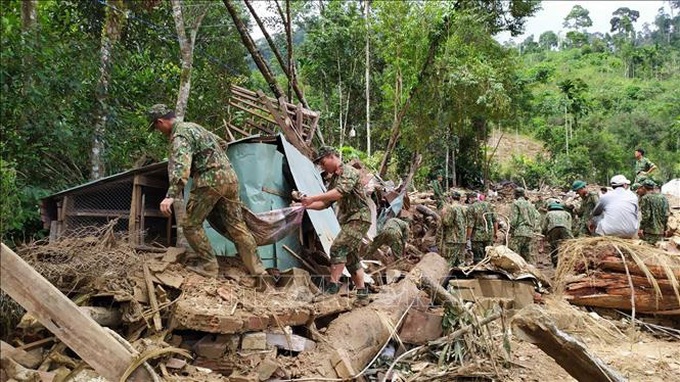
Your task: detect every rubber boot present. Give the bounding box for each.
[186,258,219,278]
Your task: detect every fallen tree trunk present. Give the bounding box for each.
[512,305,626,382]
[293,252,449,379]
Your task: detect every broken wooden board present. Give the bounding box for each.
[449,278,535,309]
[0,243,155,382]
[512,304,626,382]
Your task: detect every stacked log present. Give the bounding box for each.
[558,238,680,315]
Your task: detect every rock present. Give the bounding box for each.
[241,332,268,351]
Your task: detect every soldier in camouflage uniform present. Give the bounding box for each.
[634,148,658,184]
[638,179,670,245]
[437,191,467,267]
[571,180,599,237]
[367,217,410,259]
[541,202,573,267]
[466,192,498,263]
[509,188,539,263]
[148,104,263,279]
[431,174,445,210]
[301,146,371,300]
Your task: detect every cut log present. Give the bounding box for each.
[0,243,155,382]
[512,304,626,382]
[293,252,450,379]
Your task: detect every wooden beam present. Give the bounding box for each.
[143,263,163,332]
[128,175,141,245]
[223,119,236,142]
[0,243,154,382]
[228,100,278,125]
[512,304,626,382]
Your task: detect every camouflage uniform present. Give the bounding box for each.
[367,217,410,259]
[466,201,497,262]
[431,179,445,209]
[541,209,573,267]
[509,197,539,263]
[639,192,670,245]
[634,157,657,183]
[167,121,264,275]
[437,202,467,266]
[328,164,371,273]
[574,191,599,237]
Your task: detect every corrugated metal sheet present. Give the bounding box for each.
[204,140,302,270]
[278,135,340,256]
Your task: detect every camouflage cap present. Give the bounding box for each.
[631,183,641,191]
[146,104,174,130]
[313,145,338,164]
[641,179,656,189]
[571,180,587,191]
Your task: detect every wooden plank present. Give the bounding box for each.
[228,100,278,125]
[243,119,275,135]
[223,119,236,142]
[143,263,163,332]
[0,243,154,382]
[229,95,271,115]
[128,175,141,245]
[227,122,255,138]
[136,175,167,189]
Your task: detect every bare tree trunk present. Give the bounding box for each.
[285,0,293,101]
[365,0,371,156]
[244,0,309,110]
[170,0,208,121]
[91,0,126,180]
[223,0,285,99]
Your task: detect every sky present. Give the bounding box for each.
[496,0,673,43]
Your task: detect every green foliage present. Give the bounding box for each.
[519,12,680,185]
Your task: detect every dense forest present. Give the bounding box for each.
[1,0,679,243]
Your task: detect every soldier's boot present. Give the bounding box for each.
[313,281,341,302]
[186,258,219,278]
[354,287,370,307]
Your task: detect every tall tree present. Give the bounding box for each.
[223,0,285,99]
[91,0,126,180]
[563,5,592,30]
[170,0,208,121]
[538,30,558,50]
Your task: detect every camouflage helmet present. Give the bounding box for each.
[641,179,657,189]
[147,104,174,130]
[631,183,641,191]
[514,187,525,197]
[571,180,587,191]
[313,145,339,164]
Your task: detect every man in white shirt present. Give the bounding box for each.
[591,175,639,238]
